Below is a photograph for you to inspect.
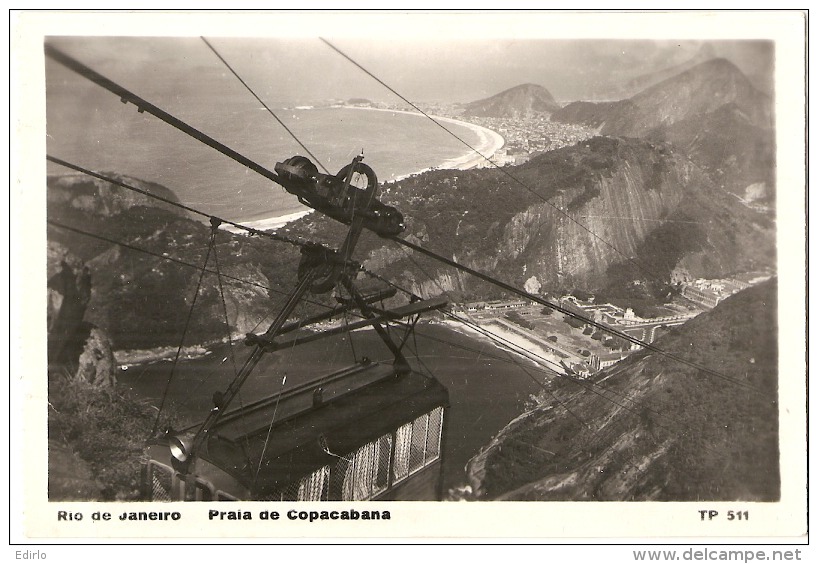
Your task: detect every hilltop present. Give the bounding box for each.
[472,279,779,501]
[554,58,772,136]
[552,58,775,199]
[463,83,562,118]
[610,43,718,100]
[47,172,183,220]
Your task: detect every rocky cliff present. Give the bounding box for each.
[292,136,774,303]
[649,103,775,197]
[47,241,116,389]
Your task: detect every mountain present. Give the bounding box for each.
[610,58,772,136]
[471,278,779,501]
[287,136,774,303]
[610,43,718,100]
[463,83,562,118]
[553,59,772,137]
[552,58,775,199]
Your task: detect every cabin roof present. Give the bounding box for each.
[197,363,448,494]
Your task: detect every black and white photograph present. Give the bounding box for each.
[10,9,807,542]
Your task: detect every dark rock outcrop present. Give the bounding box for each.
[76,327,117,390]
[47,245,116,390]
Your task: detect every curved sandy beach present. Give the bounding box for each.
[224,106,504,233]
[221,209,313,234]
[341,105,505,173]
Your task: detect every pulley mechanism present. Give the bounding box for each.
[274,153,405,237]
[174,155,446,466]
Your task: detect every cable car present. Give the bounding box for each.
[143,288,451,502]
[144,360,448,501]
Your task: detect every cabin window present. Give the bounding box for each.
[408,412,429,474]
[297,466,330,501]
[147,461,218,502]
[265,406,445,501]
[426,405,443,460]
[393,422,412,481]
[340,434,392,501]
[276,434,393,501]
[393,406,445,483]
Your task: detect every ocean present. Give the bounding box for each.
[46,104,486,223]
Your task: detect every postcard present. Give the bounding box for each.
[9,8,808,548]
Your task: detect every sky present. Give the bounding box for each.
[42,26,775,207]
[44,35,774,111]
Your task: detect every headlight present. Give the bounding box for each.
[169,434,194,463]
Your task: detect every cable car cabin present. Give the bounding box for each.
[143,361,448,502]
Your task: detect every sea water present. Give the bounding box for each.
[46,104,485,223]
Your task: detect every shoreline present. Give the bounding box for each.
[221,209,313,234]
[226,106,505,231]
[336,105,505,175]
[441,318,568,376]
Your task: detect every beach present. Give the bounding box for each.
[223,107,505,232]
[340,105,505,174]
[441,318,568,376]
[221,209,314,234]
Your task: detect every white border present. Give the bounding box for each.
[9,9,808,545]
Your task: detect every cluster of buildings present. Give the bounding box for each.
[463,300,527,312]
[559,295,695,329]
[454,294,696,379]
[325,100,597,167]
[681,278,751,309]
[680,273,771,309]
[451,268,772,379]
[407,102,597,166]
[464,115,597,165]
